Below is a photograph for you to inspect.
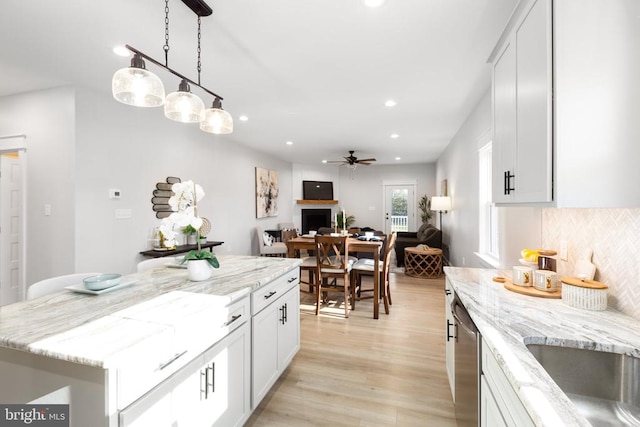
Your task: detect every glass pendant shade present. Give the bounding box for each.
[164,79,205,123]
[112,54,165,107]
[200,98,234,134]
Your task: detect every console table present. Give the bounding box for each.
[139,241,224,258]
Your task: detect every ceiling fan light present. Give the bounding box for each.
[200,98,233,134]
[164,79,205,123]
[112,54,165,107]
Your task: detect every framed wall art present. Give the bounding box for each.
[255,167,279,218]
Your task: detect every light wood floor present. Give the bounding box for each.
[245,272,456,426]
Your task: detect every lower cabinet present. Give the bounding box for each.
[119,321,250,427]
[480,338,534,427]
[251,272,300,407]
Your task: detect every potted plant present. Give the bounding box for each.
[337,211,355,229]
[418,195,433,224]
[198,234,207,244]
[159,180,219,281]
[183,224,198,245]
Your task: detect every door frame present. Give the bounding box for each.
[0,135,27,303]
[382,180,417,234]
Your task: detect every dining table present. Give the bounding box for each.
[286,235,384,319]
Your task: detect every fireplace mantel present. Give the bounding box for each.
[296,200,338,205]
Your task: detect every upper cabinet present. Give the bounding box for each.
[491,0,553,204]
[491,0,640,207]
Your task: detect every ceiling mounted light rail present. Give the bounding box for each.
[111,0,232,134]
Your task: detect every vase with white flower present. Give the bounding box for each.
[158,180,219,281]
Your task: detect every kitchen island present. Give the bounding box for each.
[0,255,301,426]
[445,266,640,427]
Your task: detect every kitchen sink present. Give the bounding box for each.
[526,344,640,427]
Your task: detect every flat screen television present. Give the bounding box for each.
[302,180,334,200]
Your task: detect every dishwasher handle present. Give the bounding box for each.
[451,295,476,336]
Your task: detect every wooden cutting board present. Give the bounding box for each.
[503,279,562,299]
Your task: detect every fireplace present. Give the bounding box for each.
[301,209,332,234]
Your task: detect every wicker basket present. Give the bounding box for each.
[560,276,608,311]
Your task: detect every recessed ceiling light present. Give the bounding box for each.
[113,45,131,57]
[364,0,386,7]
[391,133,399,139]
[385,99,397,107]
[322,160,328,164]
[286,141,293,145]
[239,115,248,121]
[395,157,401,161]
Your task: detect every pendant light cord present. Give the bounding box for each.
[197,16,202,86]
[164,0,170,67]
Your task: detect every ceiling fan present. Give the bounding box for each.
[326,150,377,166]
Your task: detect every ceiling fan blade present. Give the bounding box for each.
[356,158,376,163]
[358,161,373,165]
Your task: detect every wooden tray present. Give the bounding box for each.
[504,279,562,299]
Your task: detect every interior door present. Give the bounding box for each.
[383,185,415,234]
[0,153,22,306]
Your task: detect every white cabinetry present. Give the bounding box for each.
[480,338,534,427]
[444,278,455,400]
[492,0,640,207]
[251,270,300,408]
[120,298,251,427]
[491,0,552,204]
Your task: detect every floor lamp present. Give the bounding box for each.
[431,196,452,231]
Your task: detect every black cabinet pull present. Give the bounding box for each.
[224,314,242,326]
[445,289,451,296]
[287,277,297,283]
[446,320,455,342]
[504,170,515,195]
[264,291,277,299]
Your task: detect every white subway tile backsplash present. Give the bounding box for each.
[542,208,640,320]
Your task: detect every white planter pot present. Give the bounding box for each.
[187,234,197,245]
[187,259,212,281]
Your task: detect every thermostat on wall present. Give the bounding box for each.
[109,188,121,199]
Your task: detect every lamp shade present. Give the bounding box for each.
[431,196,451,211]
[200,98,233,134]
[112,54,165,107]
[164,79,205,123]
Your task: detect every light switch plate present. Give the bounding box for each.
[560,239,568,261]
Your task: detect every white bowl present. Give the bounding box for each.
[83,274,122,291]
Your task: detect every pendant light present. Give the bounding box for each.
[112,54,165,107]
[112,0,232,133]
[165,79,205,122]
[200,97,233,134]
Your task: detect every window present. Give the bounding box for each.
[478,142,499,262]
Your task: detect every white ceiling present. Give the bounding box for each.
[0,0,516,165]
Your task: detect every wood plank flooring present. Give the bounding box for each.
[245,272,456,426]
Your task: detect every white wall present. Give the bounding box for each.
[291,162,436,232]
[0,87,76,286]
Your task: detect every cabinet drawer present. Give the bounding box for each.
[482,342,534,427]
[115,292,250,409]
[251,269,299,315]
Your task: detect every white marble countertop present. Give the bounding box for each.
[444,266,640,427]
[0,255,301,367]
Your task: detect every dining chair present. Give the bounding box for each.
[256,225,287,257]
[137,256,181,273]
[314,235,353,318]
[26,272,101,300]
[351,232,397,315]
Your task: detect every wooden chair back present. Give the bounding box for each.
[315,235,349,273]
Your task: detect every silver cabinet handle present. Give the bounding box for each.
[158,350,187,371]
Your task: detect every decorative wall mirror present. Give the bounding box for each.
[151,176,181,218]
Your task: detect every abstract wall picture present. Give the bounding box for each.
[255,167,279,218]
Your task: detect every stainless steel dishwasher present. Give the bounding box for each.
[452,293,479,427]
